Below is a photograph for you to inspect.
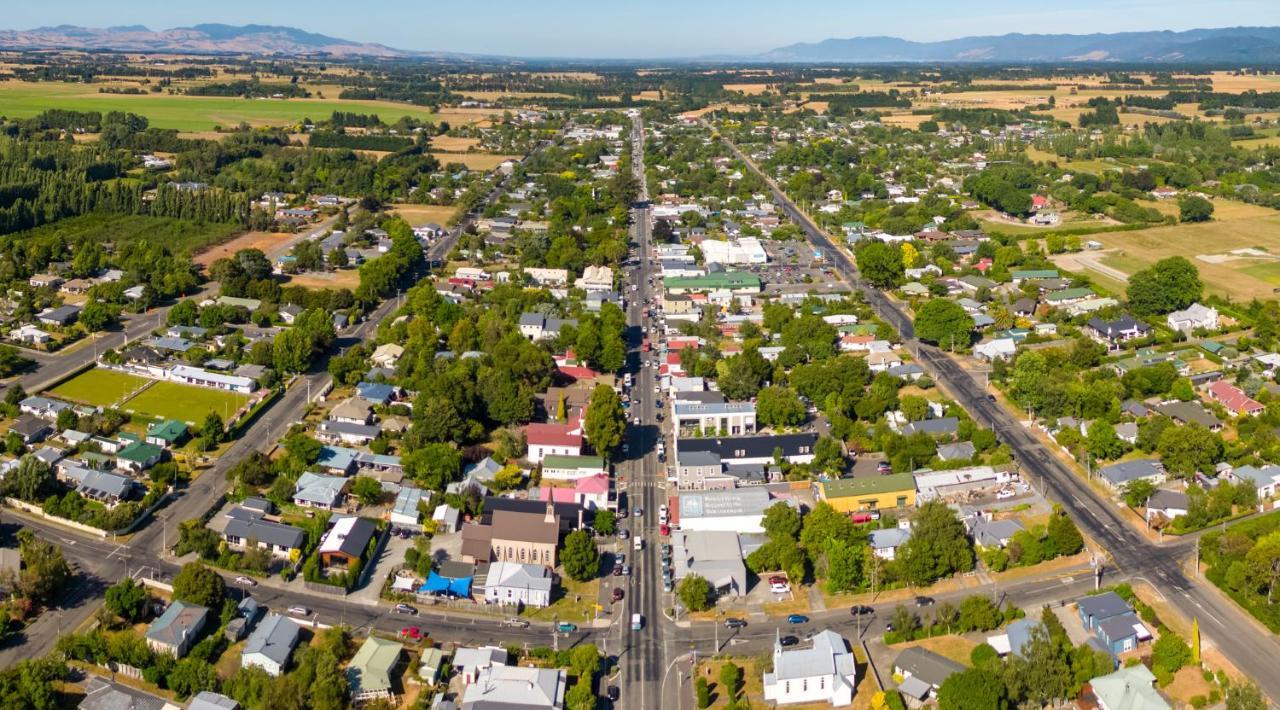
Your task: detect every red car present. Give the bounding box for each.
[612,587,625,602]
[399,626,422,640]
[659,523,670,536]
[768,575,787,586]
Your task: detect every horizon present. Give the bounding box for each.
[6,0,1280,58]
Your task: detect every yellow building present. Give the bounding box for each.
[816,472,917,512]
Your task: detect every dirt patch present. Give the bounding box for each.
[393,204,459,226]
[431,135,481,152]
[287,270,361,290]
[196,230,298,266]
[431,152,518,171]
[891,635,977,665]
[1163,665,1216,704]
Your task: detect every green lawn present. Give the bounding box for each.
[1239,261,1280,285]
[0,81,442,132]
[49,368,149,407]
[121,380,249,424]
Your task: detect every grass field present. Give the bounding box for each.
[1071,200,1280,300]
[430,152,518,170]
[393,204,460,226]
[0,80,445,132]
[50,369,149,407]
[121,381,249,424]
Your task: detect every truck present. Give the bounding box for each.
[631,613,644,631]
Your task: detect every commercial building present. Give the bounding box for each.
[815,472,917,513]
[675,488,773,533]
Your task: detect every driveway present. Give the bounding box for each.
[349,532,414,604]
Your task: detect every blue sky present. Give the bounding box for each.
[9,0,1279,57]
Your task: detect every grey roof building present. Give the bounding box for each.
[1098,459,1166,490]
[902,417,959,437]
[241,613,301,676]
[223,510,306,554]
[79,675,173,710]
[145,600,210,658]
[936,441,976,461]
[188,691,240,710]
[893,646,964,693]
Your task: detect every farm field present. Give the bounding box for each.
[1022,148,1122,174]
[286,270,361,290]
[1057,200,1280,300]
[393,204,460,226]
[430,136,481,152]
[430,152,518,170]
[0,81,447,131]
[195,230,299,267]
[50,368,149,408]
[121,380,249,424]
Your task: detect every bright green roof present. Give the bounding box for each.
[663,272,761,291]
[346,636,403,696]
[147,419,188,442]
[117,441,163,463]
[820,472,916,499]
[1045,287,1095,302]
[1012,269,1059,279]
[542,454,606,470]
[1200,340,1225,354]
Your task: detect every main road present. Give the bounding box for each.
[715,125,1280,701]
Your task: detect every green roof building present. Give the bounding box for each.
[116,441,164,471]
[1012,269,1060,281]
[1045,287,1096,303]
[817,471,917,512]
[663,272,762,295]
[347,636,403,702]
[146,419,189,447]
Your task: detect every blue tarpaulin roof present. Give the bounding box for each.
[418,571,471,598]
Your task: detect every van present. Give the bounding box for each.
[631,613,643,631]
[624,372,633,388]
[634,536,643,551]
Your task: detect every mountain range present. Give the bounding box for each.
[759,27,1280,63]
[0,24,423,58]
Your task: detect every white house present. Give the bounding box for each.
[1166,302,1218,334]
[483,561,554,608]
[975,338,1017,362]
[241,614,300,677]
[762,629,857,707]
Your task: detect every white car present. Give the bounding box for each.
[771,583,791,594]
[234,576,257,587]
[288,606,311,616]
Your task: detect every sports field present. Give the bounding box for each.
[0,81,444,132]
[122,381,250,424]
[50,368,149,407]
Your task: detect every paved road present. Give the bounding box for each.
[717,129,1280,702]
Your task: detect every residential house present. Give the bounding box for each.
[867,350,903,372]
[292,472,348,510]
[517,313,577,341]
[762,629,857,707]
[347,636,404,703]
[19,396,71,420]
[1225,464,1280,500]
[37,305,80,327]
[901,417,959,438]
[536,474,610,511]
[317,420,380,445]
[1153,401,1222,431]
[1144,489,1189,523]
[454,646,509,685]
[9,415,53,444]
[240,613,300,677]
[975,338,1017,362]
[370,343,404,369]
[540,455,607,481]
[1206,381,1264,417]
[1083,665,1171,710]
[1086,316,1152,351]
[79,676,180,710]
[189,691,241,710]
[936,441,976,462]
[222,509,305,559]
[1166,303,1218,334]
[389,487,426,530]
[525,422,583,463]
[318,516,378,569]
[893,647,964,706]
[483,561,554,608]
[329,398,374,425]
[116,441,164,472]
[869,527,911,561]
[460,664,566,709]
[146,420,189,448]
[1098,460,1166,491]
[145,600,210,658]
[967,514,1025,549]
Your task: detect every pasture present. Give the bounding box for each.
[121,380,250,424]
[1055,200,1280,301]
[50,368,149,408]
[393,204,461,227]
[0,80,446,132]
[431,152,519,170]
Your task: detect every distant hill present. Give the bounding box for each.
[760,27,1280,63]
[0,23,429,58]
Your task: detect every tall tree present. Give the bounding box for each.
[1127,256,1203,316]
[561,530,600,582]
[914,298,975,349]
[898,501,973,586]
[584,384,625,460]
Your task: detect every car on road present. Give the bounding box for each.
[607,686,620,702]
[876,461,892,474]
[502,618,530,628]
[394,603,418,615]
[399,626,422,640]
[288,606,310,617]
[615,553,626,565]
[235,576,257,587]
[633,508,643,518]
[779,635,799,647]
[621,564,631,576]
[633,417,641,426]
[556,622,578,633]
[659,523,670,536]
[850,605,875,616]
[612,588,625,602]
[613,565,624,576]
[915,596,934,607]
[616,529,630,540]
[786,614,809,625]
[724,618,748,629]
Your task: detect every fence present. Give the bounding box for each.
[4,497,108,538]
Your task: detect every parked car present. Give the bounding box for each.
[724,618,748,629]
[556,622,578,633]
[779,635,799,647]
[288,606,310,617]
[612,588,625,602]
[613,565,624,577]
[850,605,875,616]
[771,583,791,594]
[394,603,418,615]
[768,575,787,585]
[915,596,935,607]
[616,529,630,540]
[621,565,631,576]
[235,576,257,587]
[659,524,670,536]
[786,614,809,625]
[615,553,626,565]
[633,507,643,518]
[399,626,422,640]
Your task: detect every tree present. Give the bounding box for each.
[168,298,199,327]
[898,501,973,586]
[1085,421,1126,460]
[937,667,1009,710]
[1151,630,1191,674]
[167,658,219,699]
[1179,195,1215,223]
[1226,682,1268,710]
[565,678,595,710]
[1046,506,1084,556]
[583,384,625,460]
[402,443,462,491]
[561,530,600,582]
[350,476,383,506]
[696,677,712,708]
[2,455,55,502]
[1127,256,1203,317]
[915,298,974,349]
[16,533,69,604]
[855,241,905,288]
[677,574,713,612]
[200,412,225,446]
[763,502,802,542]
[824,538,866,594]
[104,578,148,622]
[79,301,117,332]
[172,562,225,609]
[718,662,743,702]
[1006,624,1072,706]
[594,509,616,536]
[1157,422,1222,477]
[756,386,806,428]
[957,595,1002,631]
